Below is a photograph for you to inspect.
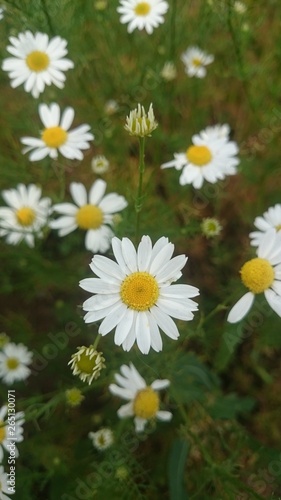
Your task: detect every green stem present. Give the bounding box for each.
[92,334,101,351]
[135,136,146,243]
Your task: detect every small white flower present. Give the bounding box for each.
[234,1,247,14]
[91,155,109,174]
[201,218,222,238]
[68,346,106,385]
[21,103,94,162]
[250,204,281,247]
[161,125,239,189]
[227,229,281,323]
[88,428,114,450]
[0,406,24,463]
[80,235,199,354]
[0,343,33,385]
[2,31,74,98]
[181,46,214,78]
[104,100,119,115]
[125,103,158,137]
[160,61,177,81]
[50,180,127,253]
[109,363,172,432]
[0,184,51,247]
[0,466,13,500]
[117,0,169,34]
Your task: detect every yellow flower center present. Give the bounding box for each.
[42,126,68,148]
[133,387,159,419]
[134,2,151,16]
[120,272,159,311]
[192,58,202,67]
[26,50,50,72]
[276,224,281,231]
[240,258,274,294]
[16,207,36,227]
[6,357,20,370]
[76,204,103,230]
[186,145,212,166]
[76,353,98,374]
[0,420,6,443]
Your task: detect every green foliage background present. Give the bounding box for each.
[0,0,281,498]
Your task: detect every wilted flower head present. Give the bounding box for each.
[68,345,105,385]
[201,218,222,238]
[124,103,158,137]
[88,428,114,450]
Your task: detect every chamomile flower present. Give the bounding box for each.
[0,184,51,247]
[227,229,281,323]
[250,204,281,247]
[2,31,74,98]
[201,218,222,238]
[0,406,24,462]
[91,155,109,175]
[68,346,105,385]
[234,1,247,14]
[117,0,169,34]
[125,103,157,137]
[65,388,85,407]
[79,235,199,354]
[21,103,94,162]
[161,125,239,189]
[49,180,128,253]
[104,99,119,115]
[197,124,231,141]
[88,428,114,450]
[0,343,33,385]
[109,363,172,432]
[160,61,177,81]
[181,46,214,78]
[0,466,12,500]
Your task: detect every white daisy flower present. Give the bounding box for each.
[0,343,33,385]
[181,46,214,78]
[21,103,94,162]
[227,229,281,323]
[249,204,281,247]
[88,428,114,450]
[197,124,231,141]
[161,126,239,189]
[0,184,51,247]
[91,155,109,175]
[79,235,199,354]
[160,61,177,81]
[0,406,24,463]
[49,180,128,253]
[117,0,169,34]
[109,363,172,432]
[0,466,13,500]
[2,31,74,98]
[68,345,105,385]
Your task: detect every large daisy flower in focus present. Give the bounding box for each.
[0,343,33,385]
[50,180,128,253]
[117,0,169,34]
[250,204,281,247]
[2,31,74,98]
[109,363,172,432]
[79,235,199,354]
[21,103,94,161]
[227,229,281,323]
[181,46,214,78]
[0,405,24,462]
[0,184,51,247]
[161,125,239,189]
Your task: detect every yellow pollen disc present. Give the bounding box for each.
[134,2,151,16]
[26,50,50,72]
[77,353,98,374]
[0,420,6,443]
[276,224,281,231]
[133,387,159,419]
[76,204,103,230]
[6,358,19,370]
[240,257,274,294]
[42,126,67,148]
[192,58,203,67]
[120,272,159,311]
[186,145,212,166]
[16,207,36,227]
